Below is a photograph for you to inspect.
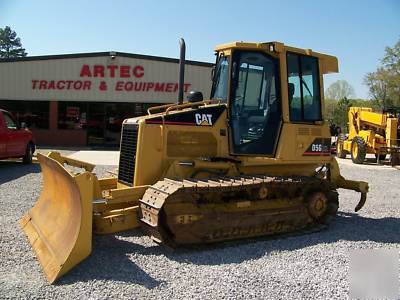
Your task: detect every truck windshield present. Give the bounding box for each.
[211,55,229,101]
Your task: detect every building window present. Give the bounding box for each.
[57,101,87,130]
[86,102,161,145]
[287,52,321,122]
[0,100,50,129]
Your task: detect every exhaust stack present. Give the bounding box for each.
[178,38,186,104]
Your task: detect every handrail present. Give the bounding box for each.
[148,99,222,116]
[165,100,220,115]
[147,103,176,115]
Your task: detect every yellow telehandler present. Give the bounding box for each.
[337,107,400,165]
[21,40,369,283]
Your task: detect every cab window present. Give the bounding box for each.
[287,52,321,122]
[211,55,229,101]
[3,113,17,130]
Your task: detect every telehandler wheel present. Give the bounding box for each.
[390,153,400,166]
[351,137,366,164]
[336,134,347,159]
[336,141,347,159]
[375,153,386,162]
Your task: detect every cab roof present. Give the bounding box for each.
[214,41,338,74]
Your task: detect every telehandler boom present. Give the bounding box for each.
[21,40,368,283]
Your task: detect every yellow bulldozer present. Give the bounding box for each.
[336,107,400,165]
[21,40,369,283]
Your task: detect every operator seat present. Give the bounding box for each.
[288,83,295,104]
[288,83,301,120]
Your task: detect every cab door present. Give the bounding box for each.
[0,113,7,158]
[229,50,282,156]
[3,112,26,156]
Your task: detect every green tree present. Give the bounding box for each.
[332,97,351,132]
[325,80,355,100]
[0,26,27,58]
[364,68,390,107]
[364,39,400,108]
[350,98,381,111]
[324,80,355,133]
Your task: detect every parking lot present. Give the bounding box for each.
[0,154,399,299]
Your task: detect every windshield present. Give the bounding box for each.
[211,55,229,101]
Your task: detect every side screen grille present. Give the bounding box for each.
[118,123,138,186]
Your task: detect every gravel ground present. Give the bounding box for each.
[0,158,399,299]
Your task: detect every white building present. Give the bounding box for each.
[0,52,212,146]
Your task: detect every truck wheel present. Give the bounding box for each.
[351,137,366,164]
[375,153,386,162]
[22,144,33,164]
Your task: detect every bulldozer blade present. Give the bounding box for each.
[20,153,95,284]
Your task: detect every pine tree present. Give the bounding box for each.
[0,26,27,58]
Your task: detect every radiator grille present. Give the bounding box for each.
[118,123,138,186]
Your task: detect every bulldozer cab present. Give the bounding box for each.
[211,42,338,157]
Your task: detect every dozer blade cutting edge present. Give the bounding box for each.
[20,153,95,283]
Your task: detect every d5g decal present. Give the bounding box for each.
[303,138,331,156]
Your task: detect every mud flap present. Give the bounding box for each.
[20,153,95,283]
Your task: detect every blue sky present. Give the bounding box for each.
[1,0,399,98]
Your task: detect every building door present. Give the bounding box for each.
[87,102,147,147]
[87,103,106,146]
[104,104,123,146]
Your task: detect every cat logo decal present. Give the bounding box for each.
[195,113,212,126]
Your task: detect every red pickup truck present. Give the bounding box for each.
[0,109,35,164]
